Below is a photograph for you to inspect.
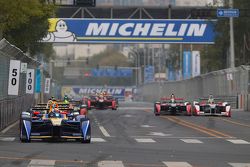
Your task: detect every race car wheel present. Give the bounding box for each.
[20,119,31,143]
[154,106,160,116]
[81,126,91,143]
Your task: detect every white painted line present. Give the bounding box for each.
[28,159,55,167]
[141,125,155,128]
[99,126,111,137]
[163,161,192,167]
[131,136,224,139]
[0,137,16,142]
[227,139,250,144]
[123,114,133,117]
[181,139,203,144]
[98,160,125,167]
[148,132,172,137]
[0,121,19,134]
[229,163,250,167]
[91,138,106,142]
[135,138,156,143]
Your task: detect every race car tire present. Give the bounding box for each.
[154,105,160,116]
[80,118,91,143]
[155,113,160,116]
[20,119,31,143]
[81,126,91,143]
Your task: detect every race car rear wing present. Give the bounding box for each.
[161,97,184,101]
[32,107,74,111]
[37,103,70,106]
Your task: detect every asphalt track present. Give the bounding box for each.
[0,102,250,167]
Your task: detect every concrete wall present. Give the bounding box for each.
[139,66,250,110]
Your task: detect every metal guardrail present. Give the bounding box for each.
[0,38,41,131]
[0,95,35,131]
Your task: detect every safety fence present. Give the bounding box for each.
[139,65,250,110]
[0,38,41,131]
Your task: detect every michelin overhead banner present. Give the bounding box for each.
[42,18,216,44]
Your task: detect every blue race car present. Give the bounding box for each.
[20,107,91,143]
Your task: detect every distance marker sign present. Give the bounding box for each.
[8,60,21,95]
[26,69,35,94]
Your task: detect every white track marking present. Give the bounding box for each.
[91,138,106,142]
[131,136,229,139]
[28,159,55,167]
[98,160,125,167]
[148,132,172,137]
[227,139,250,144]
[123,114,133,117]
[0,121,19,134]
[229,163,250,167]
[99,126,111,137]
[0,137,15,142]
[141,125,155,128]
[135,138,156,143]
[163,161,192,167]
[181,139,203,144]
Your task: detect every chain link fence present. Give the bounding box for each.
[0,38,42,131]
[139,65,250,110]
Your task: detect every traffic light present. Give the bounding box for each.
[75,0,96,7]
[96,64,99,69]
[191,9,214,18]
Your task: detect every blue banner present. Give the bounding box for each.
[91,68,132,77]
[35,69,41,93]
[183,51,192,79]
[168,64,175,81]
[42,18,216,44]
[144,66,155,83]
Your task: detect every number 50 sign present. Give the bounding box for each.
[8,60,21,95]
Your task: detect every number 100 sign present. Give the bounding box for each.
[26,69,35,94]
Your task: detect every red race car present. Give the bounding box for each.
[87,94,117,110]
[193,98,231,117]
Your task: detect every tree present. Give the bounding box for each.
[204,0,250,70]
[89,49,133,67]
[0,0,56,59]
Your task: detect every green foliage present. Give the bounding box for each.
[89,49,133,67]
[205,0,250,70]
[0,0,56,59]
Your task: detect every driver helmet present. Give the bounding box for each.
[64,95,68,100]
[80,104,87,109]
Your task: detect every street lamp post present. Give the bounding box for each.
[229,0,235,68]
